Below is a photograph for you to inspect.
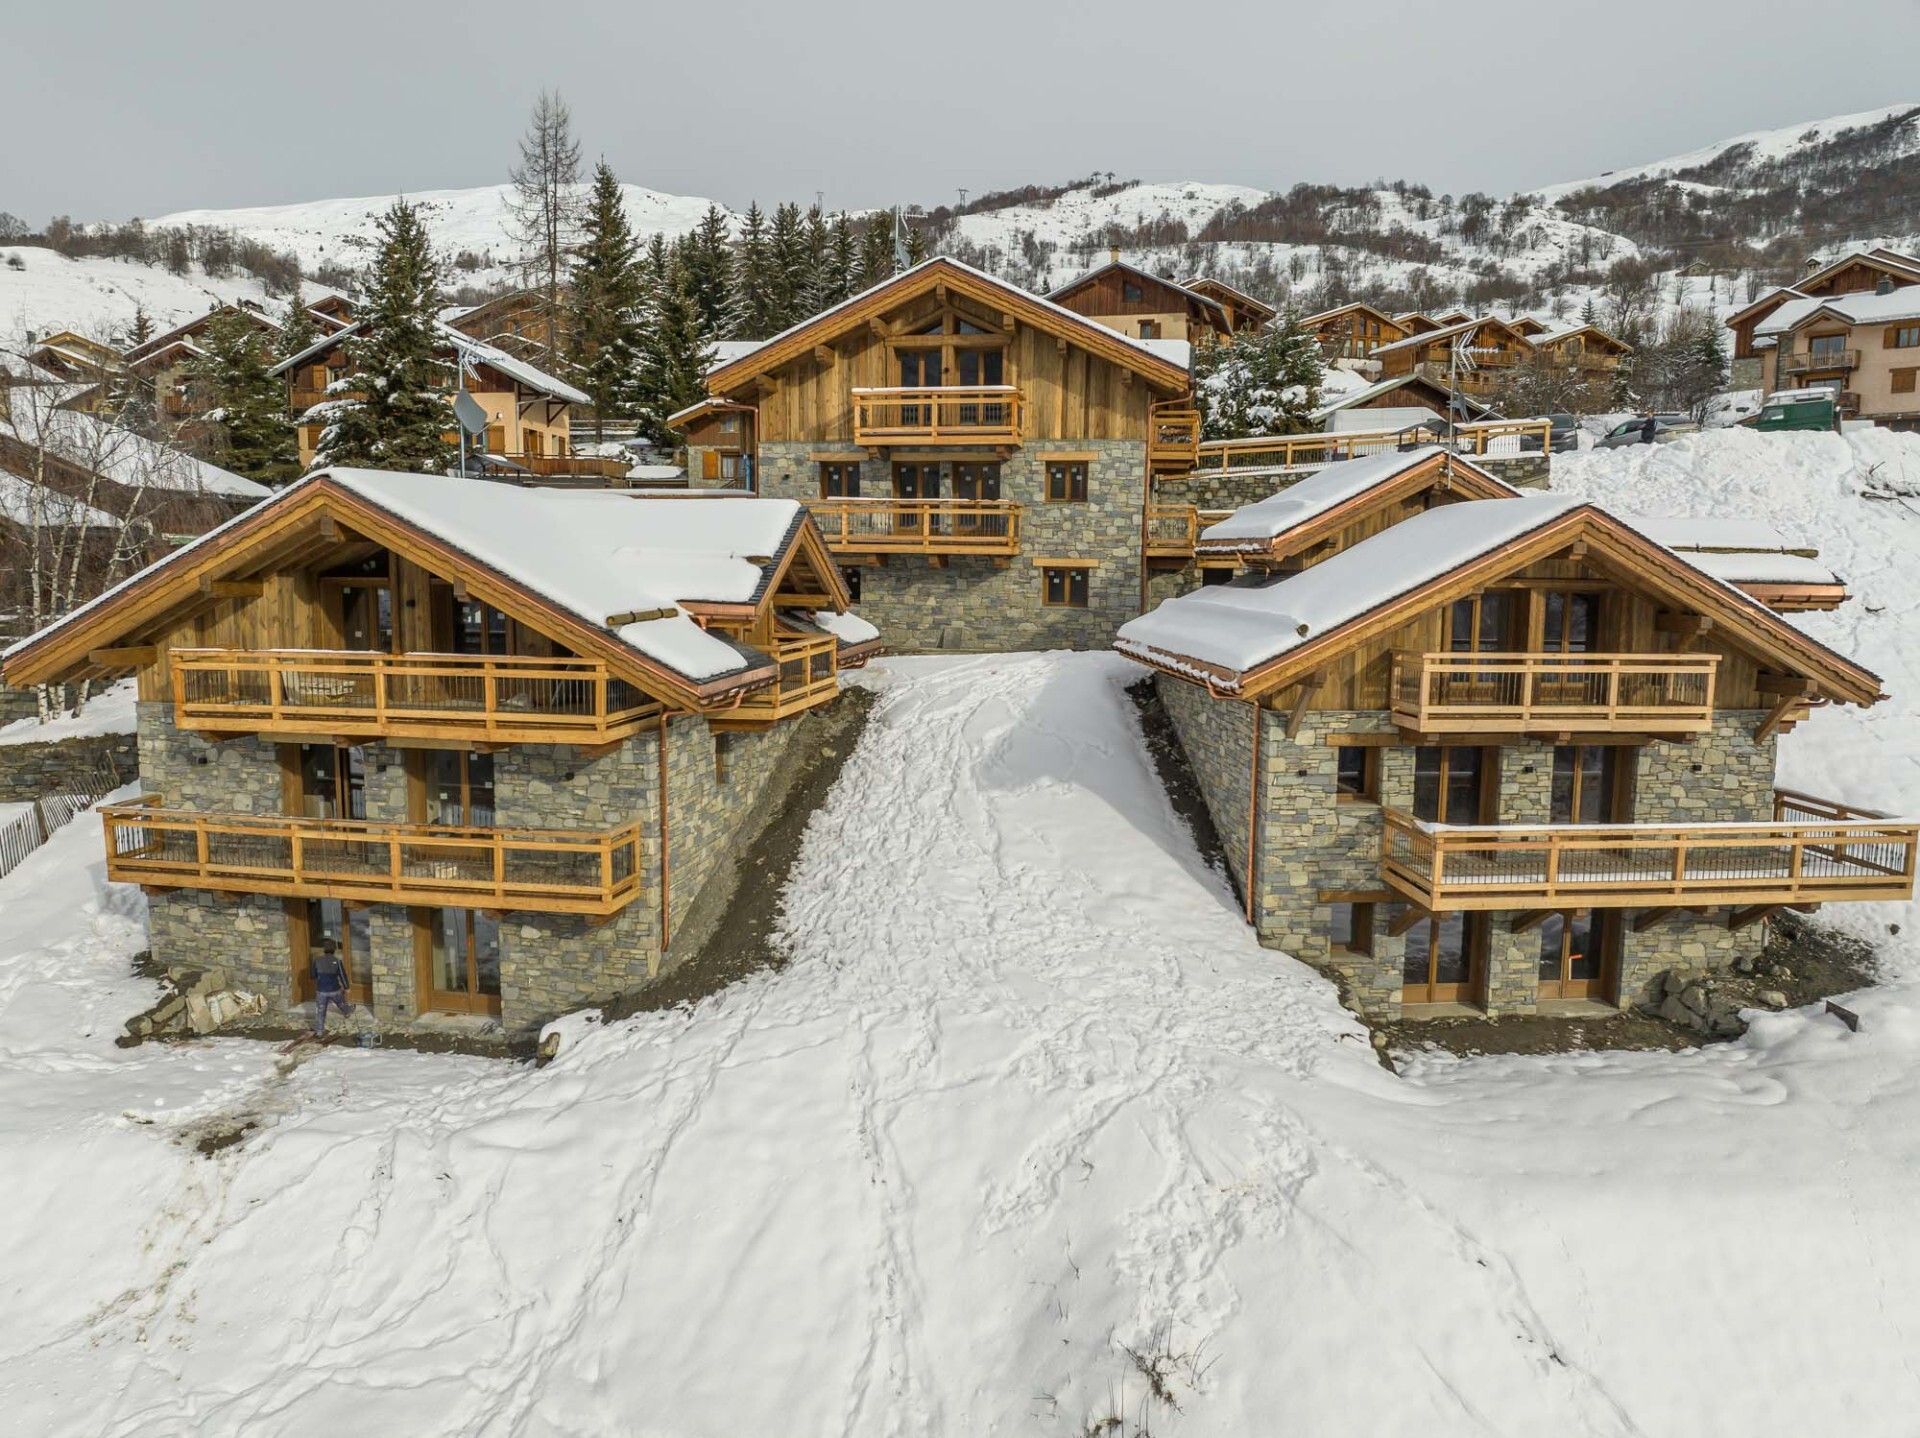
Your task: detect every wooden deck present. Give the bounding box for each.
[1143,503,1238,559]
[1390,652,1720,735]
[1380,791,1918,912]
[807,499,1022,557]
[171,650,661,744]
[727,634,840,724]
[101,799,644,915]
[851,386,1021,447]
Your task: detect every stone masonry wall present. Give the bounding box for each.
[757,439,1148,651]
[1155,672,1254,902]
[0,732,136,801]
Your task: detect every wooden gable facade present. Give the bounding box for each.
[1303,303,1408,359]
[1046,261,1231,345]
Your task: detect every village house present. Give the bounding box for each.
[1179,276,1276,335]
[0,471,880,1032]
[1309,372,1496,433]
[1301,303,1409,362]
[1523,321,1633,384]
[1371,315,1533,399]
[1116,449,1912,1020]
[122,303,282,425]
[1748,283,1920,430]
[674,256,1201,652]
[1047,257,1237,346]
[444,288,565,364]
[272,321,619,478]
[22,331,127,410]
[1725,246,1920,387]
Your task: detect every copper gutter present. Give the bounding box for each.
[1245,696,1260,926]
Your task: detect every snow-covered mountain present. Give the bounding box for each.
[153,182,732,288]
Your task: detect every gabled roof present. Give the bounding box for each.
[1773,284,1920,332]
[1117,496,1883,706]
[1181,276,1277,323]
[1726,285,1808,329]
[1301,301,1401,330]
[1,406,267,500]
[1798,248,1920,295]
[1048,260,1228,322]
[2,470,860,706]
[1309,373,1495,421]
[1193,448,1515,558]
[1372,315,1528,358]
[267,321,589,406]
[704,257,1190,396]
[124,305,277,364]
[1527,322,1632,354]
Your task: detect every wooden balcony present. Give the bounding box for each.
[1144,503,1237,559]
[1783,350,1860,375]
[171,649,661,744]
[728,634,839,724]
[1381,791,1918,913]
[506,452,632,481]
[1187,419,1554,478]
[1149,402,1201,471]
[1390,652,1720,735]
[101,799,644,916]
[851,387,1021,447]
[807,499,1022,557]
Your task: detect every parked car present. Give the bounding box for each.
[1519,413,1581,453]
[1596,416,1696,449]
[1747,389,1839,433]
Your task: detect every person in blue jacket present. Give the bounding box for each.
[310,938,354,1036]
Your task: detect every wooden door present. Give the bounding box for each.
[1402,912,1486,1006]
[1412,745,1496,825]
[413,907,503,1016]
[289,898,373,1004]
[892,463,941,538]
[1537,911,1619,1002]
[1551,745,1633,825]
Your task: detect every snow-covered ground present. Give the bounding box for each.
[0,248,332,346]
[8,572,1920,1434]
[0,678,135,744]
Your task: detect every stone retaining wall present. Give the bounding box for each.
[0,731,136,802]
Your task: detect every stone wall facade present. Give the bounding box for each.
[0,731,136,802]
[1156,681,1780,1021]
[131,698,807,1033]
[755,438,1148,651]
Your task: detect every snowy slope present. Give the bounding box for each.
[154,183,732,288]
[949,180,1269,254]
[1532,102,1920,201]
[0,247,326,343]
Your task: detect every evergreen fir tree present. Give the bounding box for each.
[856,217,894,291]
[684,204,736,337]
[797,206,831,316]
[637,255,713,445]
[568,161,646,442]
[767,202,810,331]
[819,214,859,307]
[278,294,318,363]
[318,199,454,474]
[1192,309,1323,439]
[127,304,155,349]
[732,203,776,339]
[1580,294,1599,328]
[904,217,928,266]
[186,309,298,483]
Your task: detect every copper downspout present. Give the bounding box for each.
[1245,696,1260,926]
[657,709,673,953]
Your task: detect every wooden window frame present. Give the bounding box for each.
[1040,563,1092,608]
[1335,745,1380,804]
[1411,744,1499,826]
[1536,910,1620,1003]
[1329,900,1374,957]
[1894,367,1918,395]
[819,460,862,498]
[1400,910,1489,1007]
[1044,459,1090,503]
[1890,326,1920,350]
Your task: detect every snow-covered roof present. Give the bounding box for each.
[268,320,590,406]
[0,468,120,529]
[1782,284,1920,330]
[1309,373,1494,420]
[1626,516,1814,555]
[1137,337,1193,369]
[1196,447,1509,548]
[707,340,766,371]
[1118,495,1582,680]
[1370,316,1522,358]
[4,469,829,687]
[1,406,268,500]
[1686,550,1841,587]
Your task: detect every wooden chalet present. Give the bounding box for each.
[1525,322,1632,379]
[1394,312,1445,337]
[1117,456,1906,1019]
[1372,316,1532,398]
[272,322,614,479]
[305,293,358,331]
[1047,258,1233,345]
[1180,276,1276,334]
[24,331,126,410]
[444,288,565,364]
[677,256,1199,652]
[1505,316,1552,339]
[1309,373,1495,430]
[1302,303,1409,360]
[1,471,878,1031]
[124,304,282,424]
[1727,248,1920,370]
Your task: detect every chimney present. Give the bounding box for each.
[1877,276,1896,295]
[1109,246,1120,266]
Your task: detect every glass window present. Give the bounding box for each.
[1335,746,1376,801]
[1045,461,1089,502]
[1123,279,1144,303]
[1412,746,1491,825]
[1042,566,1090,608]
[1330,901,1373,955]
[820,462,861,498]
[1895,326,1920,349]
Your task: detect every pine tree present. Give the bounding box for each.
[507,90,583,353]
[731,203,777,339]
[278,295,318,363]
[186,310,298,483]
[127,304,155,349]
[1192,309,1323,439]
[856,217,894,291]
[568,162,646,443]
[684,204,736,337]
[1580,294,1599,328]
[637,255,713,446]
[904,217,928,266]
[767,202,810,332]
[817,213,859,308]
[318,199,455,474]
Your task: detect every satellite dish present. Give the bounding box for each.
[454,390,488,437]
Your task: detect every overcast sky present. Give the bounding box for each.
[5,0,1917,222]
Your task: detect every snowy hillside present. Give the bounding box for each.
[0,247,323,344]
[154,182,732,289]
[7,434,1920,1435]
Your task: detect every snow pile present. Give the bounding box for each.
[1195,447,1483,546]
[0,678,135,744]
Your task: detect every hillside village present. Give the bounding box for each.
[7,82,1920,1438]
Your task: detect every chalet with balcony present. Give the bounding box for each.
[124,304,282,425]
[1524,322,1632,381]
[675,256,1199,651]
[1749,283,1920,429]
[1726,247,1920,385]
[444,288,565,364]
[272,322,603,476]
[1302,303,1409,361]
[24,331,126,410]
[1372,316,1532,398]
[1047,258,1234,346]
[1,471,879,1032]
[1117,452,1907,1020]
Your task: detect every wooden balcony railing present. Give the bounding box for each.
[170,650,660,744]
[1187,419,1554,478]
[1144,503,1238,558]
[807,498,1022,556]
[1783,350,1860,375]
[1381,791,1919,912]
[1390,652,1720,735]
[1149,402,1201,470]
[851,386,1022,446]
[101,798,644,915]
[733,634,839,722]
[506,453,632,480]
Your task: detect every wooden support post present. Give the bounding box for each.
[1387,904,1427,938]
[1285,670,1324,740]
[1509,909,1553,934]
[1632,907,1677,933]
[1728,904,1783,932]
